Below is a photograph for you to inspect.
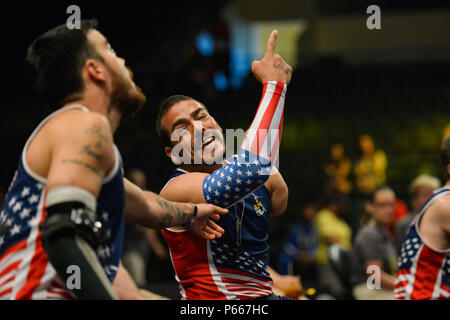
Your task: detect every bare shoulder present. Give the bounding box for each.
[160,172,209,203]
[26,109,114,181]
[421,192,450,247]
[47,109,112,139]
[43,109,116,188]
[430,194,450,219]
[46,109,115,162]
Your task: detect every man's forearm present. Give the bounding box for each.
[42,233,118,300]
[381,272,396,290]
[124,178,194,228]
[113,262,144,300]
[139,191,194,228]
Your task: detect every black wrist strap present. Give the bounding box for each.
[191,203,198,218]
[182,203,197,229]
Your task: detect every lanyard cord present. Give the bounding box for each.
[234,200,245,260]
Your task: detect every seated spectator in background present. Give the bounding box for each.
[277,203,319,289]
[324,143,352,195]
[354,134,388,195]
[122,168,169,287]
[315,194,352,299]
[442,124,450,139]
[393,198,409,227]
[351,185,398,300]
[351,134,388,233]
[395,174,441,255]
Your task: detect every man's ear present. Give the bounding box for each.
[164,146,172,160]
[365,202,373,214]
[85,59,107,83]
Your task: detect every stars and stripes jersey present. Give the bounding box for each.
[0,105,125,300]
[161,167,274,300]
[394,186,450,300]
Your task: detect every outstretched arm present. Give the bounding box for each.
[124,178,228,237]
[202,30,291,208]
[160,30,291,221]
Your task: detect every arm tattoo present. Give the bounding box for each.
[85,125,110,143]
[61,159,103,180]
[80,145,103,161]
[80,124,111,162]
[156,198,187,227]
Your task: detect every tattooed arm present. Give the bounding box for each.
[46,109,115,194]
[38,109,118,299]
[124,178,193,228]
[124,178,228,238]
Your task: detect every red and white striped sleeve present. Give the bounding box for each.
[241,80,287,163]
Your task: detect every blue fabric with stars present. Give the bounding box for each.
[202,149,272,209]
[0,146,125,283]
[169,157,272,277]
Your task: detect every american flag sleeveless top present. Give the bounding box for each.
[394,187,450,300]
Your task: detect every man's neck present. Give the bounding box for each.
[62,94,122,133]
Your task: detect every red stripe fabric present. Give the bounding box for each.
[249,82,284,155]
[15,198,48,300]
[411,245,445,300]
[0,240,27,265]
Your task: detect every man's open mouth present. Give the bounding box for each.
[202,136,215,147]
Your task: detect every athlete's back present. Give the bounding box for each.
[395,187,450,299]
[0,105,125,299]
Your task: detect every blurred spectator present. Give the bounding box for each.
[315,194,352,298]
[277,203,319,289]
[351,185,397,300]
[354,134,388,195]
[324,143,352,195]
[122,168,169,287]
[393,198,409,226]
[442,124,450,139]
[351,134,388,232]
[395,174,441,254]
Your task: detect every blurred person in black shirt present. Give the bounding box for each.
[351,185,398,300]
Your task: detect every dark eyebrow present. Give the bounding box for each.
[191,107,206,118]
[170,107,207,133]
[171,118,190,133]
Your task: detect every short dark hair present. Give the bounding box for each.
[25,19,103,107]
[441,135,450,179]
[367,184,395,203]
[155,95,195,147]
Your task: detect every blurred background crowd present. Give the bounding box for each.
[1,0,450,299]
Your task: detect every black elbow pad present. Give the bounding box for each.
[39,186,104,247]
[40,202,104,247]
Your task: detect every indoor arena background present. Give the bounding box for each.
[1,0,449,299]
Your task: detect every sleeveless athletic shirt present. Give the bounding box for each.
[0,105,125,300]
[394,186,450,299]
[161,168,274,300]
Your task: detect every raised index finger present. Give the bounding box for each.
[264,29,278,58]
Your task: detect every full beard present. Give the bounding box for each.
[110,68,147,121]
